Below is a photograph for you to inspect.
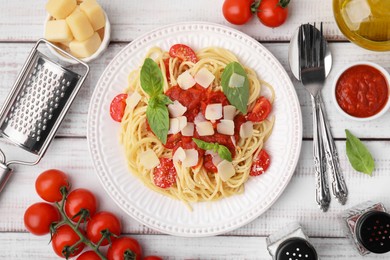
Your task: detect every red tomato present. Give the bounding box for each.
[86,211,122,246]
[144,256,163,260]
[203,154,218,173]
[76,251,101,260]
[234,114,247,142]
[24,202,61,236]
[107,236,143,260]
[250,149,271,176]
[257,0,289,28]
[200,89,229,116]
[247,97,272,122]
[163,58,171,82]
[35,169,69,202]
[153,158,177,189]
[222,0,254,25]
[110,93,128,122]
[65,188,98,222]
[52,225,84,258]
[164,133,182,149]
[169,44,198,63]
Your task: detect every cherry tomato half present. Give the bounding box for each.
[144,256,164,260]
[65,188,98,222]
[169,44,198,63]
[86,211,122,246]
[250,149,271,176]
[52,225,85,258]
[24,202,61,236]
[107,236,143,260]
[153,158,177,189]
[35,169,70,202]
[222,0,254,25]
[76,251,101,260]
[247,96,272,122]
[257,0,289,28]
[110,93,128,122]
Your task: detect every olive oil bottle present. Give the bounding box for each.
[333,0,390,51]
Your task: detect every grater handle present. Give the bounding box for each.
[0,162,12,194]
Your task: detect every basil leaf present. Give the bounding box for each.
[193,138,232,162]
[147,97,169,144]
[221,62,249,114]
[156,94,173,105]
[140,58,164,97]
[345,129,375,175]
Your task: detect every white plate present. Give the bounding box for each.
[87,22,302,237]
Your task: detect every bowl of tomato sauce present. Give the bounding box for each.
[332,62,390,121]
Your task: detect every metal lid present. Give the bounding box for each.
[356,210,390,254]
[275,237,318,260]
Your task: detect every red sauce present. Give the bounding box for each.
[335,65,389,118]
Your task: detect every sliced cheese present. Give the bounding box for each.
[46,0,77,19]
[217,120,234,135]
[168,100,187,118]
[173,147,186,162]
[194,68,215,88]
[69,32,101,58]
[168,118,180,134]
[126,91,142,110]
[66,9,94,41]
[177,70,196,90]
[80,0,106,31]
[205,103,222,120]
[223,105,236,120]
[228,72,245,88]
[196,121,214,136]
[240,121,253,139]
[181,122,194,136]
[217,160,235,182]
[45,20,74,43]
[194,112,206,125]
[139,149,160,170]
[177,116,187,131]
[182,149,199,167]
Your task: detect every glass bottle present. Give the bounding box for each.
[266,223,319,260]
[341,201,390,255]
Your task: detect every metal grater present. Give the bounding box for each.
[0,39,89,194]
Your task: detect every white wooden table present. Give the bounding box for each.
[1,0,390,259]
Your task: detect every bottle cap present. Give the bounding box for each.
[356,210,390,254]
[275,237,318,260]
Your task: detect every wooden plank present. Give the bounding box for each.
[0,42,389,139]
[0,0,345,42]
[0,232,387,259]
[0,138,389,238]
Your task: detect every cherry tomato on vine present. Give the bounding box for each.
[250,149,271,176]
[35,169,70,202]
[65,188,98,222]
[52,225,85,258]
[169,44,198,63]
[247,96,272,122]
[144,256,163,260]
[86,211,122,246]
[76,251,101,260]
[110,93,128,122]
[107,236,143,260]
[222,0,254,25]
[256,0,290,28]
[24,202,61,236]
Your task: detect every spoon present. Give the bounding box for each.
[288,25,348,206]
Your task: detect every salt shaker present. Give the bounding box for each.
[341,201,390,255]
[266,223,319,260]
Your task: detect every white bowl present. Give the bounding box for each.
[43,12,110,64]
[332,61,390,121]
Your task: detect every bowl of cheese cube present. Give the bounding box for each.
[44,0,110,63]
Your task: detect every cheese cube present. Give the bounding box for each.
[69,32,101,58]
[205,103,223,120]
[217,160,235,182]
[182,149,199,167]
[66,9,94,41]
[45,20,74,43]
[126,91,142,110]
[139,149,160,170]
[181,122,194,136]
[46,0,77,19]
[196,121,214,136]
[173,147,186,163]
[168,100,187,118]
[194,68,215,88]
[177,116,187,131]
[177,71,196,90]
[168,118,180,134]
[223,105,236,120]
[80,0,106,31]
[217,120,234,135]
[240,121,253,139]
[228,73,246,88]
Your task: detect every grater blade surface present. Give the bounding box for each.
[0,51,81,155]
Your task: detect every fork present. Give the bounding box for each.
[298,23,331,211]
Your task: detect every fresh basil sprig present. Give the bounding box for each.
[193,138,232,162]
[345,129,375,176]
[221,62,250,114]
[141,58,172,144]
